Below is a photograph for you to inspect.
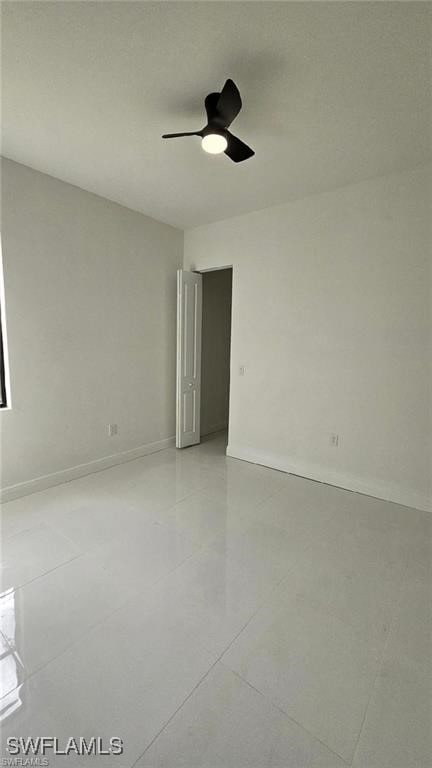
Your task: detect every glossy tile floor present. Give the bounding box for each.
[1,433,431,767]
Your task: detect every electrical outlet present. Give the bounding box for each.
[108,423,118,437]
[239,366,246,376]
[330,433,339,448]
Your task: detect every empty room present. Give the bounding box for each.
[0,2,431,767]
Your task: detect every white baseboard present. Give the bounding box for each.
[226,443,431,513]
[0,436,175,503]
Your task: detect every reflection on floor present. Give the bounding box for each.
[1,432,430,767]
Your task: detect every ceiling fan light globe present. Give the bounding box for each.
[201,133,227,155]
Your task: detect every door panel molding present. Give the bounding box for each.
[176,269,202,448]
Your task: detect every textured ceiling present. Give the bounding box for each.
[2,1,431,228]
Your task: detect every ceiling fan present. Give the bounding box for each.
[162,79,254,163]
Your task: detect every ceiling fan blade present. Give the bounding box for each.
[216,79,242,127]
[162,131,202,139]
[225,132,255,163]
[204,93,220,124]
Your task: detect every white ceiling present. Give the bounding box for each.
[2,1,431,229]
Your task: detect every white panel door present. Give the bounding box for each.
[176,269,202,448]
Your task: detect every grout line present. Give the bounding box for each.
[129,602,269,767]
[1,517,46,544]
[7,542,206,688]
[212,547,410,767]
[130,580,351,768]
[129,551,298,767]
[349,559,410,767]
[1,458,320,711]
[0,449,248,690]
[3,438,422,767]
[129,659,219,767]
[4,503,217,692]
[222,665,351,767]
[0,552,82,599]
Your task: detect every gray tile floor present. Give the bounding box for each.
[1,433,431,766]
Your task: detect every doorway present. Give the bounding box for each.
[200,268,232,443]
[176,266,232,449]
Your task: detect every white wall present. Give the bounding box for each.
[0,159,183,497]
[201,269,232,437]
[185,166,432,512]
